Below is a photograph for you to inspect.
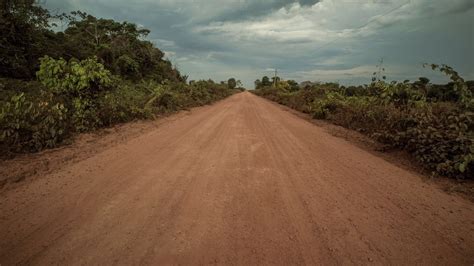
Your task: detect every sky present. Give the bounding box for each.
[41,0,474,88]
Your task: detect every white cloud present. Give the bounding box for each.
[163,50,176,58]
[42,0,474,87]
[152,38,176,47]
[291,63,464,85]
[293,65,377,80]
[196,0,474,44]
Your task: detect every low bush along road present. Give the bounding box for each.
[1,92,473,265]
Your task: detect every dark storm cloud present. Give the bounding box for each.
[41,0,474,87]
[210,0,320,22]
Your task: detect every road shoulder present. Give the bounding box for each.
[255,95,474,202]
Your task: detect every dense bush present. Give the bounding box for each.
[1,91,69,152]
[0,2,184,82]
[36,56,113,132]
[253,67,473,179]
[0,63,238,155]
[0,2,240,157]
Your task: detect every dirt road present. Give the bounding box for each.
[1,92,473,265]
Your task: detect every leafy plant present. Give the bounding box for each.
[1,92,68,154]
[253,65,473,179]
[36,55,112,96]
[0,4,241,157]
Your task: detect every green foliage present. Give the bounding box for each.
[255,75,298,91]
[58,11,182,82]
[0,0,54,78]
[97,82,150,125]
[253,65,473,179]
[1,76,239,156]
[227,78,237,90]
[261,76,272,88]
[425,64,473,110]
[0,2,183,83]
[0,3,241,156]
[37,56,112,96]
[287,80,299,92]
[1,92,68,154]
[36,56,112,132]
[116,55,140,78]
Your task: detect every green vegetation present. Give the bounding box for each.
[0,1,240,156]
[253,65,473,180]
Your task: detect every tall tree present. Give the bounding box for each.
[254,79,261,89]
[0,0,53,78]
[261,76,271,86]
[287,80,299,91]
[227,78,237,89]
[0,3,183,83]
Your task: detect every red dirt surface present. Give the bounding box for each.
[1,92,473,264]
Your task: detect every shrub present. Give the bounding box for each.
[0,2,242,157]
[0,92,68,154]
[36,56,114,132]
[253,66,473,179]
[36,56,112,96]
[1,69,239,156]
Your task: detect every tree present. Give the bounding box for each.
[418,77,430,85]
[413,77,430,97]
[0,3,182,83]
[227,78,237,89]
[261,76,271,86]
[287,80,299,92]
[254,79,261,89]
[0,0,54,78]
[62,12,178,81]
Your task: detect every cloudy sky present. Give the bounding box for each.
[42,0,474,88]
